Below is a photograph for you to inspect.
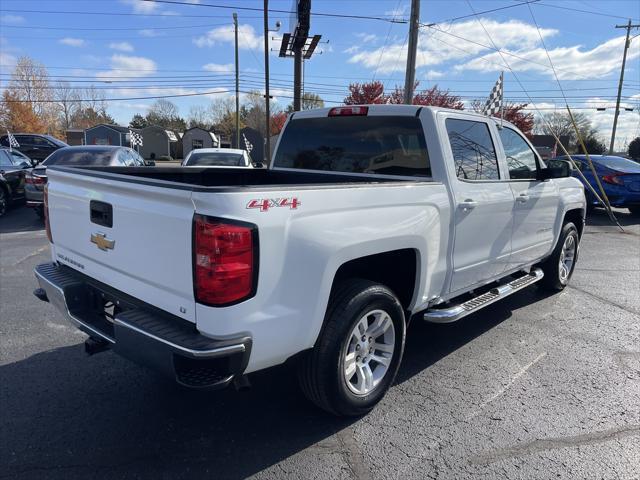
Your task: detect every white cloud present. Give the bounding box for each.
[139,29,159,37]
[385,4,408,19]
[457,36,640,80]
[193,24,261,50]
[348,18,557,74]
[120,0,158,14]
[355,33,377,44]
[0,14,24,24]
[109,42,134,52]
[0,51,17,70]
[202,63,234,73]
[343,45,360,54]
[59,37,85,47]
[96,54,157,80]
[425,69,444,79]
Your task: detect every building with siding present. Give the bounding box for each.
[182,127,219,158]
[85,124,133,147]
[139,125,179,160]
[65,129,85,146]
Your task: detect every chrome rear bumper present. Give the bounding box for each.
[34,262,252,389]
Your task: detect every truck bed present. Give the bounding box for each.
[49,166,429,190]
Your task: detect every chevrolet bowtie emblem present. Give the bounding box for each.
[91,233,115,251]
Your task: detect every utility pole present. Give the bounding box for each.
[403,0,420,104]
[263,0,271,163]
[233,12,240,149]
[609,19,639,154]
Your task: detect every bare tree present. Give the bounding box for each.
[148,99,179,120]
[7,56,58,133]
[187,104,211,129]
[55,81,81,130]
[208,96,243,137]
[534,111,592,143]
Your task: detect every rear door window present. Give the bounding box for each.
[445,118,499,180]
[273,115,431,177]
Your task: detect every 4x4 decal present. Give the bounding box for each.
[246,198,301,212]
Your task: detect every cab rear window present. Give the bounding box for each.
[273,116,431,177]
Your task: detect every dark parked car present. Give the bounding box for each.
[0,148,32,217]
[25,146,152,218]
[0,134,68,163]
[555,155,640,214]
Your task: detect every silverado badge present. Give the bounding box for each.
[91,233,115,251]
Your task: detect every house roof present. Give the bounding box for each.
[85,124,130,134]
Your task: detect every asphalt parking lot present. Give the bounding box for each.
[1,205,639,480]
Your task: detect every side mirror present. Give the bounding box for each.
[20,162,31,169]
[252,162,264,169]
[144,160,155,167]
[539,159,572,180]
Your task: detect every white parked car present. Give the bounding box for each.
[182,148,255,167]
[34,105,585,416]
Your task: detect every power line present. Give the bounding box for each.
[0,22,228,31]
[139,0,408,23]
[534,2,640,22]
[0,7,262,19]
[424,0,541,26]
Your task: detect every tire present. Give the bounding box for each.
[0,187,7,218]
[628,206,640,216]
[538,222,579,291]
[298,279,406,416]
[34,206,45,220]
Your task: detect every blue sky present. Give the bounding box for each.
[1,0,639,149]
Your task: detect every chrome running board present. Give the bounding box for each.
[424,268,544,323]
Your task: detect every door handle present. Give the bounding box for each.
[517,193,530,203]
[458,199,478,210]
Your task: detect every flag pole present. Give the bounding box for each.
[500,71,504,129]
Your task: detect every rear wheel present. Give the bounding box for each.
[298,279,406,416]
[538,222,579,291]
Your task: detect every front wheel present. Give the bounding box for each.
[538,222,579,291]
[298,279,406,416]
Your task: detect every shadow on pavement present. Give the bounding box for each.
[585,207,639,228]
[0,286,555,479]
[0,205,44,234]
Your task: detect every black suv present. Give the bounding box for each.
[0,134,68,163]
[0,148,32,217]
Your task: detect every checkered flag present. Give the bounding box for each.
[6,130,20,148]
[129,130,143,147]
[242,133,253,154]
[482,73,503,117]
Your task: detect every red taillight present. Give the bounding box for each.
[26,174,46,185]
[43,184,53,243]
[328,106,369,117]
[602,174,625,185]
[193,215,256,306]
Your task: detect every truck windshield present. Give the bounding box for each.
[273,115,431,177]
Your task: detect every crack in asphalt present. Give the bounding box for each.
[567,285,639,316]
[470,425,640,465]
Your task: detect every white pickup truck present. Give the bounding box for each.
[34,105,585,416]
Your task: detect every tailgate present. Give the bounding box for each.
[46,168,197,322]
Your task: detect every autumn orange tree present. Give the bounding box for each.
[0,90,46,133]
